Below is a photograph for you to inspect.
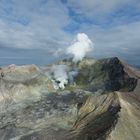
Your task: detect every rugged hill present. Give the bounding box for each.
[0,57,139,140]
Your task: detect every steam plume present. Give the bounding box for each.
[51,65,68,89]
[67,33,93,62]
[49,65,78,89]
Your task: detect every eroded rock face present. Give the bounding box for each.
[0,57,139,140]
[0,91,121,140]
[75,57,137,92]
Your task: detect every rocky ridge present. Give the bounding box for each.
[0,57,139,140]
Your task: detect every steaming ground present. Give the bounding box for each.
[43,33,94,90]
[0,57,139,140]
[0,33,139,140]
[48,65,78,89]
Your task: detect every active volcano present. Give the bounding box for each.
[0,57,140,140]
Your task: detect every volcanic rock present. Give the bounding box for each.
[0,57,139,140]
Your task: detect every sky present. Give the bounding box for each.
[0,0,140,68]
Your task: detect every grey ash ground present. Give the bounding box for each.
[0,57,140,140]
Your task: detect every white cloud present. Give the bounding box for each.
[78,21,140,62]
[0,0,139,66]
[66,0,140,19]
[67,33,93,62]
[0,0,72,49]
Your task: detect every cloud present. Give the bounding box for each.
[78,21,140,67]
[0,0,139,67]
[66,0,140,19]
[66,33,93,62]
[0,0,72,49]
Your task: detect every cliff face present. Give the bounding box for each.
[74,57,137,92]
[0,57,139,140]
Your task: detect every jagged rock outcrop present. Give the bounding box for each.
[0,57,139,140]
[74,57,137,92]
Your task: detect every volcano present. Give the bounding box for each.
[0,57,140,140]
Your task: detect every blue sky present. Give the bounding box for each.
[0,0,140,67]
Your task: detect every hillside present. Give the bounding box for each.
[0,57,139,140]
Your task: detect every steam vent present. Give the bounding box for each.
[0,57,140,140]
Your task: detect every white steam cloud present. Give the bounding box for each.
[49,33,93,90]
[49,65,78,89]
[67,33,93,62]
[51,65,68,89]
